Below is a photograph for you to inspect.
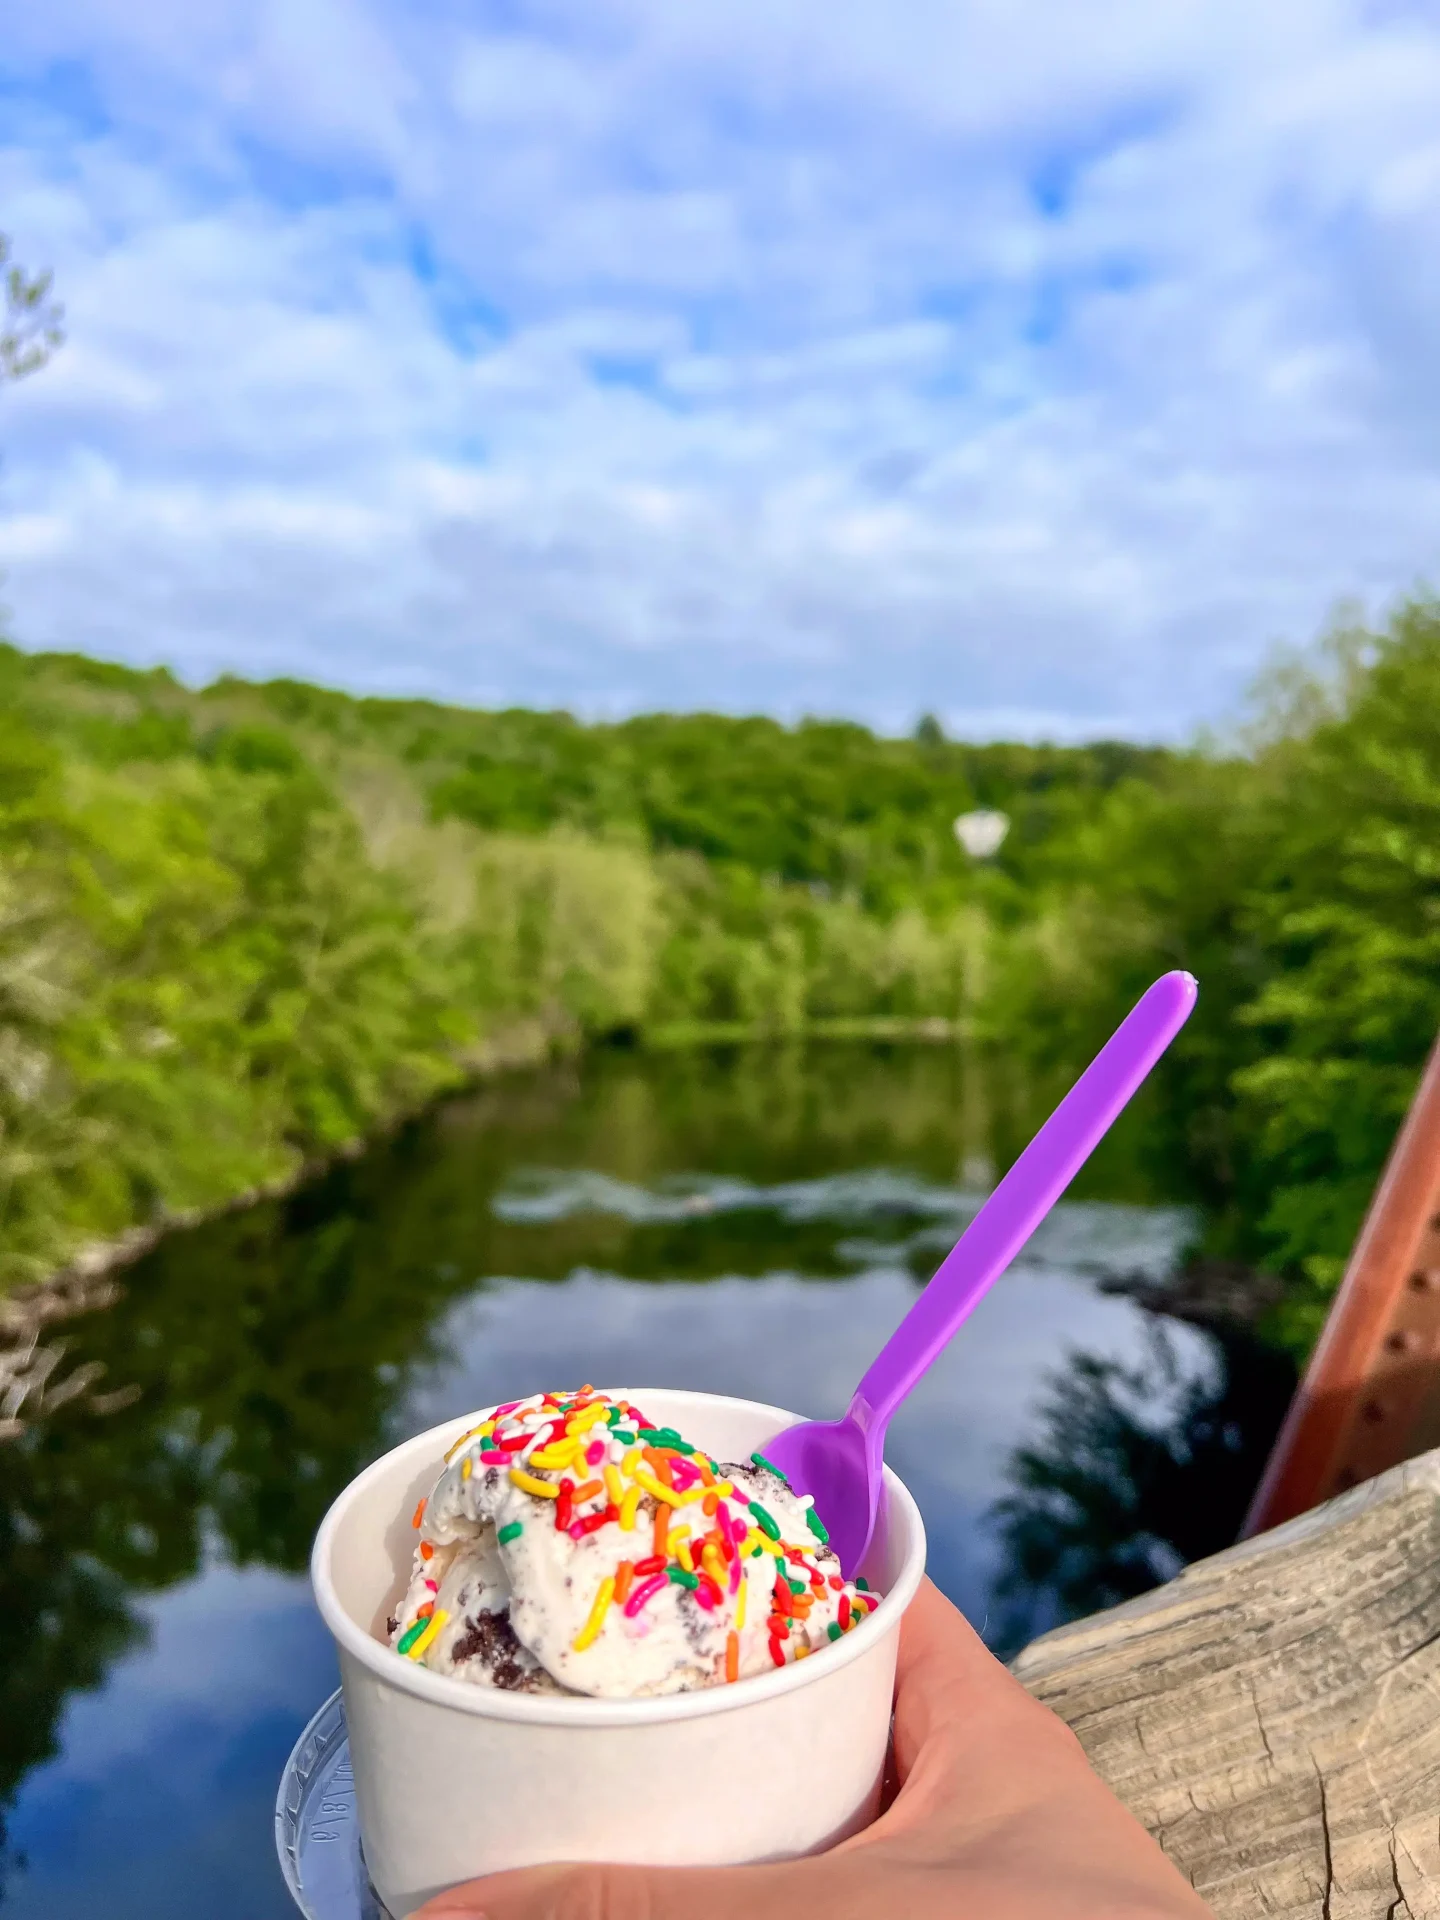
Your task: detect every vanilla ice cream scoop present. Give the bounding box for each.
[387,1388,881,1698]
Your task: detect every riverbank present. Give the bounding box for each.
[0,1014,576,1441]
[3,1012,971,1326]
[640,1013,962,1047]
[0,1013,567,1346]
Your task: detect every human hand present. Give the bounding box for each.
[414,1577,1212,1920]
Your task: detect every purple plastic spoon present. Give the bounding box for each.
[764,969,1199,1576]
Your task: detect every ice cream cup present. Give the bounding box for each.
[312,1387,927,1918]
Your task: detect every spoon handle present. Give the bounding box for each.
[849,969,1198,1435]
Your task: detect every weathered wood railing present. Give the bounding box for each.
[1014,1447,1440,1918]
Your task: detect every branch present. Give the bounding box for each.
[1,235,65,383]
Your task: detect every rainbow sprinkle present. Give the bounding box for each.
[404,1609,449,1660]
[748,1500,781,1540]
[508,1468,559,1499]
[572,1575,616,1651]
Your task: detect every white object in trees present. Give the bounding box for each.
[954,811,1009,859]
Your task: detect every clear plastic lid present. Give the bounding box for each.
[275,1690,392,1920]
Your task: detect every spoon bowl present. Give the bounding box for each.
[763,1410,876,1576]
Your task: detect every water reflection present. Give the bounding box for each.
[989,1321,1296,1653]
[0,1268,143,1440]
[0,1043,1289,1917]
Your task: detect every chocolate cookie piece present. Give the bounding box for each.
[448,1608,565,1694]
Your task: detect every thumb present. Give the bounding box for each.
[413,1856,812,1920]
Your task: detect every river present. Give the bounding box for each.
[0,1041,1295,1917]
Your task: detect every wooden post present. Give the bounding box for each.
[1242,1030,1440,1537]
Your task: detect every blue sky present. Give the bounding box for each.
[2,0,1439,738]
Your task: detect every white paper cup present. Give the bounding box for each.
[312,1388,927,1918]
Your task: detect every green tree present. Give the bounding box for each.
[1235,601,1440,1351]
[0,234,63,384]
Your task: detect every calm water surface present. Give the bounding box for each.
[0,1043,1295,1917]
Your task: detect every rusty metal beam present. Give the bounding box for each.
[1242,1029,1440,1538]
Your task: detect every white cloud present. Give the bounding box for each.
[1,0,1439,735]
